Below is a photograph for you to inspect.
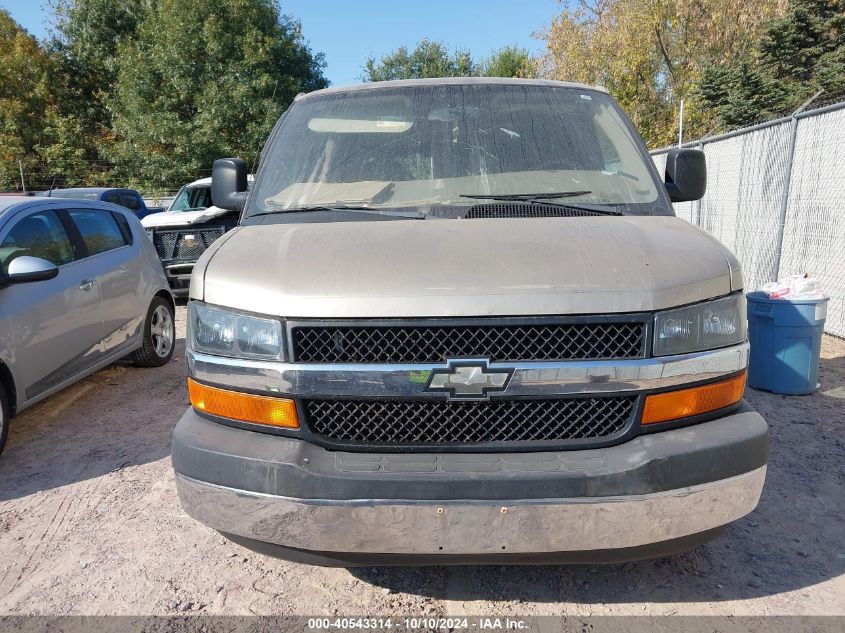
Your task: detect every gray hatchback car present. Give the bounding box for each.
[0,197,176,454]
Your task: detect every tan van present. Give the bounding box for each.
[171,78,767,566]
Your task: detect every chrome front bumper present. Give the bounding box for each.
[175,466,766,555]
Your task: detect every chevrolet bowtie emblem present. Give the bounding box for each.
[425,359,514,401]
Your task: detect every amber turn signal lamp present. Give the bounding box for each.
[188,378,299,428]
[642,371,747,425]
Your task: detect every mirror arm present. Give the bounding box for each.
[229,191,248,209]
[664,181,681,202]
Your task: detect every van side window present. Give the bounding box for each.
[67,209,128,256]
[0,210,75,273]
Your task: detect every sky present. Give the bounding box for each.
[2,0,559,87]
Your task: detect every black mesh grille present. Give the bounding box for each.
[152,228,224,262]
[304,396,636,446]
[292,321,645,363]
[464,203,606,219]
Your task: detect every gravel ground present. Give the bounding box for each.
[0,304,843,616]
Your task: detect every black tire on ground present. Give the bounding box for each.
[131,296,176,367]
[0,382,9,457]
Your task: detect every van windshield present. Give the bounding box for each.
[247,82,669,218]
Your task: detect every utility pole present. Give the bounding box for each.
[678,99,685,147]
[18,160,26,192]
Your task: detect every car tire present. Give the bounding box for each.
[131,296,176,367]
[0,382,9,457]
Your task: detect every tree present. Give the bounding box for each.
[363,39,475,81]
[538,0,788,147]
[759,0,845,98]
[0,10,52,190]
[699,0,845,129]
[478,46,534,78]
[105,0,328,190]
[703,61,786,127]
[44,0,148,185]
[363,40,534,82]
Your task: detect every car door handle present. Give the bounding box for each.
[79,278,97,291]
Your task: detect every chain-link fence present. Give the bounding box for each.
[651,101,845,339]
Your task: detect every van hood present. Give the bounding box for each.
[142,206,230,228]
[196,216,741,318]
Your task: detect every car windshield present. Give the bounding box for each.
[168,184,212,212]
[247,82,667,218]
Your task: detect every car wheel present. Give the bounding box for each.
[131,296,176,367]
[0,382,9,456]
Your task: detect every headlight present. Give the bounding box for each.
[654,294,746,356]
[188,301,285,360]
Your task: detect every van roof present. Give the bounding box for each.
[294,77,609,102]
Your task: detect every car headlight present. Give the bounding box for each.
[188,301,285,360]
[654,294,746,356]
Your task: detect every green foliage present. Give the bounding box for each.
[50,0,146,98]
[701,62,786,127]
[42,0,148,187]
[478,46,534,78]
[105,0,327,190]
[363,40,534,82]
[0,9,52,190]
[2,1,326,191]
[35,112,97,186]
[759,0,845,81]
[363,39,475,81]
[700,0,845,129]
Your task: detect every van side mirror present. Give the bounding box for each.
[211,158,248,211]
[664,148,706,202]
[6,256,59,284]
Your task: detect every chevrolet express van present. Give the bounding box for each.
[171,78,768,566]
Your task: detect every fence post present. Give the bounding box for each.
[772,90,823,281]
[695,140,704,226]
[772,117,798,282]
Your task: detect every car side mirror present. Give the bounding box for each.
[664,148,706,202]
[6,256,59,283]
[211,158,249,211]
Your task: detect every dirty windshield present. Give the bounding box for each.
[247,82,667,217]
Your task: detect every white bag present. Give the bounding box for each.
[760,273,824,300]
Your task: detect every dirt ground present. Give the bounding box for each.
[0,303,843,616]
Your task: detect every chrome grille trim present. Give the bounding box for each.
[187,343,749,399]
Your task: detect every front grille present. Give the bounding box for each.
[292,320,645,363]
[152,227,224,262]
[464,203,606,219]
[304,396,636,446]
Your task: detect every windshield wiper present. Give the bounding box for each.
[251,205,425,219]
[459,190,592,201]
[458,192,622,216]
